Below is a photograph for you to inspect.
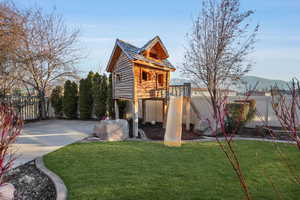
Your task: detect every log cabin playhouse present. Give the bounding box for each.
[106,36,192,137]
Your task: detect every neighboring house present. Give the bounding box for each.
[106,36,176,137]
[246,90,271,96]
[192,88,237,97]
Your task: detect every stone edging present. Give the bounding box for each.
[35,157,67,200]
[185,136,297,144]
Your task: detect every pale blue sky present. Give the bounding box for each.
[14,0,300,81]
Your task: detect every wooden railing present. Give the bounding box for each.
[150,83,192,99]
[168,83,192,97]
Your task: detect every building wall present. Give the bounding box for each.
[113,52,134,99]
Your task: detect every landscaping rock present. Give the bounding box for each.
[0,183,15,200]
[194,120,220,136]
[93,119,129,141]
[194,120,210,134]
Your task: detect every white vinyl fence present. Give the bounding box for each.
[140,96,293,128]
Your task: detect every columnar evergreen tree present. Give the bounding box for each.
[50,86,63,117]
[107,73,114,118]
[92,73,101,119]
[93,73,108,119]
[100,74,108,115]
[63,80,78,119]
[79,72,94,119]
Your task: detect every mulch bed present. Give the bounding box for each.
[140,122,204,140]
[4,161,56,200]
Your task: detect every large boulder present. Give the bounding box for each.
[194,120,210,133]
[93,119,129,141]
[0,183,15,200]
[194,119,219,136]
[194,120,216,136]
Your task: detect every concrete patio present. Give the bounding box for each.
[13,120,99,168]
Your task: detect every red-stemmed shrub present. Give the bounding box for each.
[271,79,300,149]
[207,93,254,200]
[0,104,23,184]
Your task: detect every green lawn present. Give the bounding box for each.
[44,141,300,200]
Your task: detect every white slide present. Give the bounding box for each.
[164,96,183,147]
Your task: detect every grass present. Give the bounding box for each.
[44,141,300,200]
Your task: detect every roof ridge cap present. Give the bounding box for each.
[117,39,140,48]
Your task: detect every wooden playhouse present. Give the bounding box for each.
[106,36,192,137]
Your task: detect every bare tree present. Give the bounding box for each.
[182,1,259,199]
[14,7,81,118]
[182,0,259,119]
[0,2,25,96]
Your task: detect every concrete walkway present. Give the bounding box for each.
[13,120,99,168]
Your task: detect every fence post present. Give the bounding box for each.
[184,83,192,131]
[265,97,269,126]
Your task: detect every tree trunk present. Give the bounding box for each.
[38,90,46,120]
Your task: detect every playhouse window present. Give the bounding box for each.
[149,52,158,59]
[116,74,121,83]
[142,71,151,81]
[157,74,164,87]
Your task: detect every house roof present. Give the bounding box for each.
[106,36,175,72]
[192,88,237,93]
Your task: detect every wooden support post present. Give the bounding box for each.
[163,99,168,128]
[142,99,146,124]
[185,97,191,131]
[114,100,119,119]
[132,98,139,138]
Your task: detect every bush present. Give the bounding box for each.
[79,72,94,119]
[63,80,78,119]
[225,99,256,132]
[235,99,256,121]
[50,86,63,117]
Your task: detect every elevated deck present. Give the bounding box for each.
[141,83,192,100]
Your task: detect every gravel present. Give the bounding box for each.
[4,160,56,200]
